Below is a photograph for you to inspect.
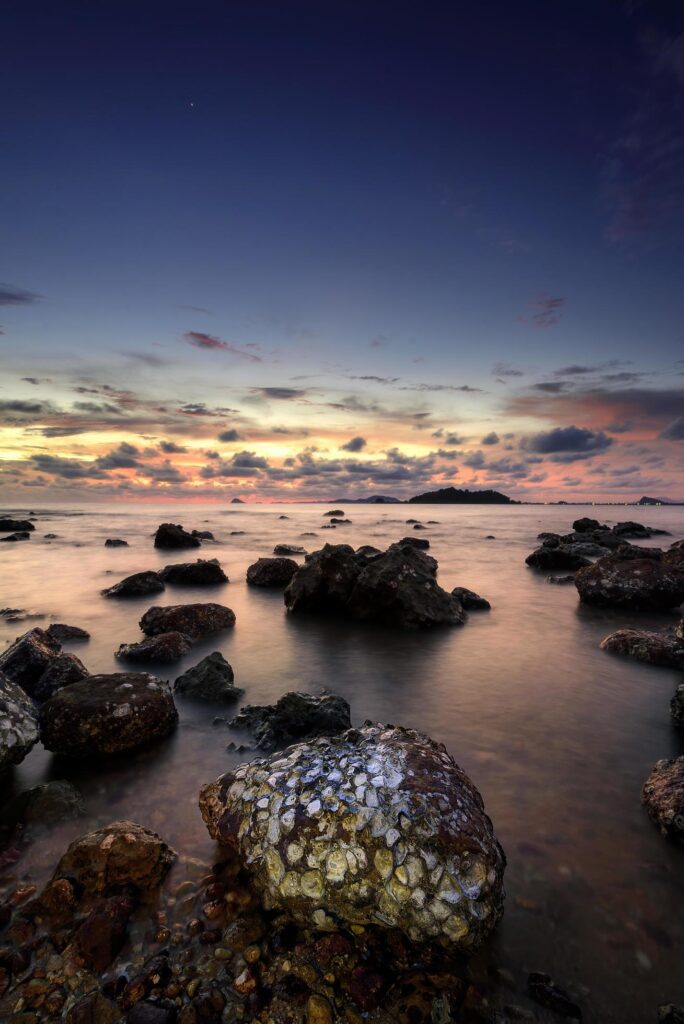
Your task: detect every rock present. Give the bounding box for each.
[39,673,178,755]
[153,523,201,549]
[174,653,242,702]
[72,893,135,972]
[127,1004,177,1024]
[546,575,576,585]
[600,624,684,669]
[47,623,90,642]
[159,558,228,585]
[116,632,192,663]
[274,544,307,556]
[246,557,298,587]
[413,523,427,530]
[0,531,30,541]
[33,652,89,702]
[53,820,175,893]
[278,515,289,520]
[284,544,360,614]
[8,779,85,828]
[572,517,602,533]
[575,548,684,610]
[671,684,684,727]
[642,757,684,841]
[324,510,344,517]
[451,587,491,611]
[0,518,35,532]
[104,538,128,547]
[659,1005,684,1024]
[191,529,214,540]
[355,545,382,560]
[330,518,352,525]
[200,723,505,951]
[398,536,430,549]
[65,991,122,1023]
[0,671,38,771]
[406,519,421,524]
[305,994,334,1024]
[527,972,581,1019]
[45,532,58,538]
[102,571,165,598]
[229,691,352,751]
[139,603,235,640]
[0,627,61,698]
[526,546,591,570]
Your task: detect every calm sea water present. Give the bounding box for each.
[1,502,683,1021]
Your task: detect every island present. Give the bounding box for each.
[408,486,515,504]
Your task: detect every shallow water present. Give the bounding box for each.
[1,501,683,1022]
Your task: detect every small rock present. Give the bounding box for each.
[153,523,201,549]
[159,558,228,585]
[174,653,243,702]
[52,820,175,894]
[246,557,298,587]
[527,972,581,1019]
[274,544,307,556]
[0,627,61,698]
[229,690,351,751]
[104,538,128,547]
[451,587,491,610]
[116,632,192,663]
[306,994,334,1024]
[47,623,90,642]
[33,652,89,702]
[102,571,165,598]
[140,603,235,640]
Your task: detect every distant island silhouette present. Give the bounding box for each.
[408,487,516,505]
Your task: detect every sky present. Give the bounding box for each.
[1,0,683,503]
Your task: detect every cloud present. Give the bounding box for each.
[661,416,684,440]
[0,284,42,306]
[94,442,141,470]
[341,436,367,452]
[398,383,483,393]
[532,381,572,394]
[346,375,400,385]
[0,399,53,416]
[159,440,187,453]
[518,294,564,328]
[182,331,262,362]
[250,387,307,400]
[492,361,525,378]
[521,425,613,456]
[463,451,486,468]
[178,304,212,314]
[481,432,500,445]
[218,429,243,442]
[21,377,50,385]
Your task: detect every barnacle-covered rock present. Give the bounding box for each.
[200,724,505,951]
[575,546,684,610]
[642,757,684,841]
[600,623,684,669]
[0,670,39,771]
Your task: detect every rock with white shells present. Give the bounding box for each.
[199,723,505,951]
[0,670,39,772]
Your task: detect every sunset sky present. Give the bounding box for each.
[1,1,683,503]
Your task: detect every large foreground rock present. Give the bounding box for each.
[102,570,165,598]
[53,820,175,894]
[174,652,242,701]
[39,673,178,756]
[230,690,351,750]
[159,558,228,585]
[200,723,506,951]
[139,602,235,639]
[600,622,684,669]
[0,626,61,698]
[246,556,298,587]
[642,757,684,841]
[116,631,191,663]
[575,546,684,610]
[153,522,201,549]
[285,543,464,629]
[0,670,38,771]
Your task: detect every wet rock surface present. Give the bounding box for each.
[575,543,684,609]
[0,670,38,771]
[39,673,178,756]
[525,545,591,571]
[671,683,684,727]
[642,756,684,841]
[274,544,307,556]
[116,631,192,664]
[53,820,176,894]
[33,651,90,702]
[0,627,62,699]
[159,558,228,585]
[200,723,506,952]
[600,622,684,669]
[102,571,166,598]
[451,587,491,610]
[46,623,90,642]
[153,523,201,550]
[104,537,128,547]
[174,652,242,702]
[246,556,298,587]
[229,691,352,751]
[139,603,236,640]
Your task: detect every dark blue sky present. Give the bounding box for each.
[1,1,683,500]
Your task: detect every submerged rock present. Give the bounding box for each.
[600,623,684,669]
[229,691,352,751]
[53,820,175,894]
[0,517,35,532]
[575,546,684,610]
[46,623,90,642]
[174,652,242,702]
[160,558,228,585]
[102,570,165,598]
[39,672,178,756]
[0,670,38,771]
[33,651,90,702]
[527,972,582,1019]
[200,723,505,951]
[451,587,491,611]
[139,602,236,640]
[116,631,192,663]
[104,537,128,547]
[642,757,684,841]
[153,522,201,549]
[8,779,85,828]
[274,544,307,556]
[246,556,298,587]
[0,626,61,698]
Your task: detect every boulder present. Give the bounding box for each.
[600,624,684,669]
[191,529,214,540]
[39,672,178,756]
[159,558,228,585]
[575,549,684,610]
[0,626,61,698]
[102,570,165,598]
[174,652,242,702]
[47,623,90,642]
[53,820,175,893]
[229,691,352,751]
[246,557,298,587]
[572,517,603,533]
[526,546,591,571]
[199,723,506,951]
[139,602,235,640]
[274,544,307,556]
[116,631,192,663]
[324,510,344,517]
[104,538,128,547]
[284,544,360,614]
[33,652,90,702]
[0,670,38,771]
[72,893,135,972]
[0,531,30,541]
[642,757,684,841]
[399,536,430,550]
[153,523,201,549]
[0,518,35,532]
[451,587,491,611]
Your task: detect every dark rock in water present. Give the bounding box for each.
[527,972,581,1019]
[600,623,684,669]
[575,546,684,610]
[0,518,35,532]
[47,622,90,642]
[127,1003,177,1024]
[321,523,336,529]
[153,522,201,549]
[39,673,178,755]
[33,651,89,702]
[140,602,235,640]
[45,532,58,539]
[526,546,591,571]
[0,531,30,541]
[642,757,684,841]
[53,819,175,893]
[200,722,506,951]
[413,523,427,530]
[355,545,382,561]
[330,517,352,525]
[659,1005,684,1023]
[274,543,307,556]
[572,517,602,533]
[406,519,421,524]
[246,556,298,587]
[0,626,61,698]
[230,530,246,535]
[546,575,576,585]
[73,893,135,972]
[613,519,668,537]
[278,515,289,519]
[451,587,491,610]
[671,684,684,727]
[7,779,85,828]
[102,570,165,598]
[0,670,38,771]
[65,991,122,1023]
[284,544,360,614]
[324,510,344,517]
[174,652,242,702]
[116,631,191,663]
[191,528,215,540]
[229,690,351,750]
[485,534,496,539]
[104,537,128,547]
[398,535,430,550]
[160,557,228,585]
